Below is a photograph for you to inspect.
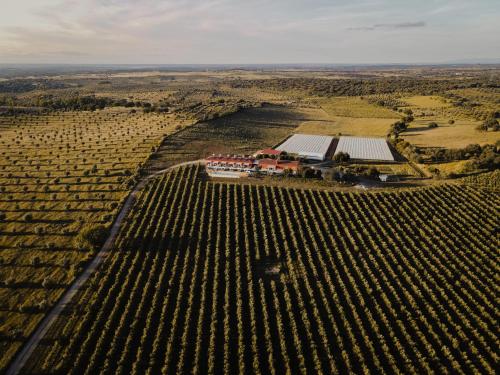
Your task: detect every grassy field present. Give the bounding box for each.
[23,165,498,374]
[288,96,400,137]
[416,160,470,177]
[0,108,186,370]
[145,105,312,172]
[394,94,499,148]
[403,95,451,109]
[295,116,396,137]
[404,117,498,148]
[318,96,399,118]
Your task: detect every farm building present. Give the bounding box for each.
[334,136,394,161]
[275,134,334,161]
[205,155,300,177]
[205,155,258,178]
[258,158,300,175]
[255,148,283,157]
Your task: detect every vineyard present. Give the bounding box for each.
[459,170,500,190]
[25,164,499,374]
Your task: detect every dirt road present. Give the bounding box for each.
[6,160,203,375]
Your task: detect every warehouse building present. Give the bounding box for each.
[275,134,334,161]
[334,136,394,161]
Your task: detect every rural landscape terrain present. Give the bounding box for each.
[0,64,498,374]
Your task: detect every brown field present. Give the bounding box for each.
[296,116,396,137]
[403,95,451,109]
[145,105,310,172]
[395,94,499,148]
[318,96,399,118]
[404,118,499,148]
[0,108,187,369]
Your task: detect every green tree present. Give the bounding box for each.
[333,152,350,163]
[74,224,108,251]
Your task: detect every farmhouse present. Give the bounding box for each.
[275,134,334,161]
[255,148,283,157]
[205,155,258,178]
[258,158,300,175]
[205,154,300,177]
[334,136,394,161]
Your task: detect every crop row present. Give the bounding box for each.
[27,164,499,374]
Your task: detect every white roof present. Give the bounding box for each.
[334,136,394,161]
[276,134,334,160]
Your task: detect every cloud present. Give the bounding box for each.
[348,21,426,31]
[0,0,498,64]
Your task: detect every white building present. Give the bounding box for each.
[334,136,394,161]
[275,134,334,161]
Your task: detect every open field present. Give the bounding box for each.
[291,96,400,137]
[295,116,395,137]
[145,105,313,172]
[417,160,470,177]
[0,108,186,370]
[392,93,500,148]
[404,118,498,148]
[23,165,499,374]
[318,96,399,118]
[403,95,451,109]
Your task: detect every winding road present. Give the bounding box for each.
[6,160,204,375]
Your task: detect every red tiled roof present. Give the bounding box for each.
[257,148,283,156]
[258,159,278,167]
[206,155,256,164]
[259,158,299,170]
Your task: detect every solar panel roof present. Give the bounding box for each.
[276,134,334,160]
[334,136,394,161]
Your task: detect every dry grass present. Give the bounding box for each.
[397,94,499,148]
[404,118,499,148]
[145,105,308,172]
[295,116,396,137]
[419,160,470,177]
[290,96,399,137]
[318,96,399,118]
[403,95,451,109]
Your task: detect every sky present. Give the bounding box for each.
[0,0,499,64]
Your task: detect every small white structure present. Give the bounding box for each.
[379,174,399,182]
[276,134,334,161]
[335,136,394,161]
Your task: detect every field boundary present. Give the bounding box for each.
[5,151,202,375]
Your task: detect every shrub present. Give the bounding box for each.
[428,122,438,128]
[23,213,33,222]
[365,167,380,178]
[0,211,6,221]
[478,117,499,131]
[74,224,108,251]
[333,152,350,163]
